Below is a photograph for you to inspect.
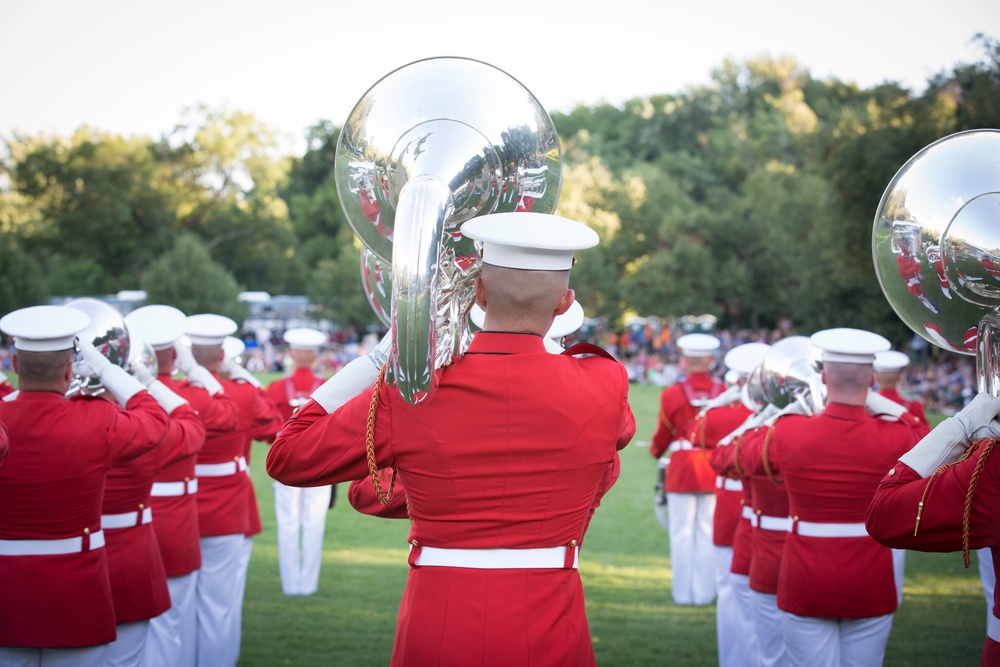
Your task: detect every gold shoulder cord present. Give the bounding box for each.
[366,363,396,507]
[762,425,782,485]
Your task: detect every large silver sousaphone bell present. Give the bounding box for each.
[64,297,131,397]
[337,56,562,404]
[872,129,1000,394]
[757,335,825,414]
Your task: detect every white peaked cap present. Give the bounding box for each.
[810,328,890,365]
[470,300,584,340]
[186,314,238,346]
[0,305,91,352]
[125,305,187,350]
[677,333,721,357]
[283,327,327,350]
[724,342,771,376]
[874,350,911,372]
[461,212,599,271]
[223,336,245,359]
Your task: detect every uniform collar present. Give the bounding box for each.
[466,331,548,355]
[821,402,868,420]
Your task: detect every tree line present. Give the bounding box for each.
[2,35,997,348]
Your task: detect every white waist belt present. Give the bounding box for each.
[101,506,153,530]
[757,515,792,532]
[794,520,868,538]
[196,457,248,477]
[667,440,695,453]
[716,476,743,491]
[989,611,1000,643]
[151,479,199,496]
[742,505,756,522]
[0,530,105,556]
[412,545,579,569]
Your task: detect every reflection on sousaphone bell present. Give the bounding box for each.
[757,335,825,414]
[64,297,131,398]
[336,56,563,404]
[872,129,1000,394]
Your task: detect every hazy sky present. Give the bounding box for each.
[2,0,997,153]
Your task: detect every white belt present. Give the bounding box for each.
[412,545,579,569]
[0,530,105,556]
[150,479,199,496]
[757,514,792,532]
[195,457,248,477]
[989,611,1000,643]
[716,476,743,491]
[741,505,756,522]
[101,506,153,530]
[794,520,869,538]
[667,440,695,453]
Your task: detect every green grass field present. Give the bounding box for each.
[240,380,987,666]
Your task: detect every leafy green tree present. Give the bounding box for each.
[305,226,382,331]
[141,234,246,321]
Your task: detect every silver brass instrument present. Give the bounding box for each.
[64,297,131,397]
[872,129,1000,394]
[337,57,562,404]
[757,335,825,414]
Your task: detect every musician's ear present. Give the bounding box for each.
[553,288,574,317]
[474,275,487,309]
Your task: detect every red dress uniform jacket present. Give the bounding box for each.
[150,373,239,576]
[866,442,1000,666]
[879,387,928,425]
[0,419,7,465]
[740,403,927,618]
[0,390,169,647]
[267,332,636,667]
[651,372,724,492]
[101,400,205,624]
[267,367,325,422]
[711,430,757,576]
[689,401,752,546]
[220,377,280,538]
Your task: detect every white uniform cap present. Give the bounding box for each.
[723,342,771,376]
[0,305,91,352]
[223,336,245,359]
[676,333,721,358]
[470,300,584,339]
[461,212,599,271]
[125,305,187,350]
[874,350,911,372]
[810,328,891,365]
[186,314,238,346]
[283,327,327,351]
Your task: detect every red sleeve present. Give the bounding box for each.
[157,404,207,469]
[247,386,282,444]
[108,391,172,466]
[0,420,7,466]
[0,380,14,398]
[650,386,682,457]
[178,385,241,436]
[348,473,409,519]
[581,454,622,542]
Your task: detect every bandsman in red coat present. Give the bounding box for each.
[184,314,279,667]
[692,341,769,667]
[865,391,1000,666]
[267,327,334,596]
[267,212,636,667]
[650,332,726,605]
[738,328,928,667]
[0,306,171,667]
[126,304,241,667]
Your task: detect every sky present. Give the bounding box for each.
[2,0,998,155]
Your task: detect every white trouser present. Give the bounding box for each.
[979,547,996,626]
[0,645,108,667]
[780,611,894,667]
[715,546,757,667]
[146,570,198,667]
[274,481,331,595]
[666,492,717,605]
[104,621,149,667]
[730,573,760,667]
[750,591,788,667]
[230,536,253,666]
[892,548,906,607]
[196,534,245,667]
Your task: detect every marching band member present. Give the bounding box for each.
[650,332,726,605]
[267,327,333,596]
[866,391,1000,666]
[126,305,240,667]
[267,213,635,666]
[0,306,170,667]
[0,368,14,398]
[738,328,928,667]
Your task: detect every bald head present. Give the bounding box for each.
[475,264,574,336]
[823,362,875,406]
[192,345,224,372]
[13,349,74,393]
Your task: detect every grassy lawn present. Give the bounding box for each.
[241,380,987,666]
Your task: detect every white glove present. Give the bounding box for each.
[899,392,1000,477]
[130,357,187,414]
[311,355,381,414]
[718,404,779,446]
[764,400,806,426]
[77,340,145,407]
[368,331,393,370]
[184,364,224,395]
[173,340,198,375]
[221,357,262,388]
[698,385,742,417]
[865,390,907,421]
[129,358,156,386]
